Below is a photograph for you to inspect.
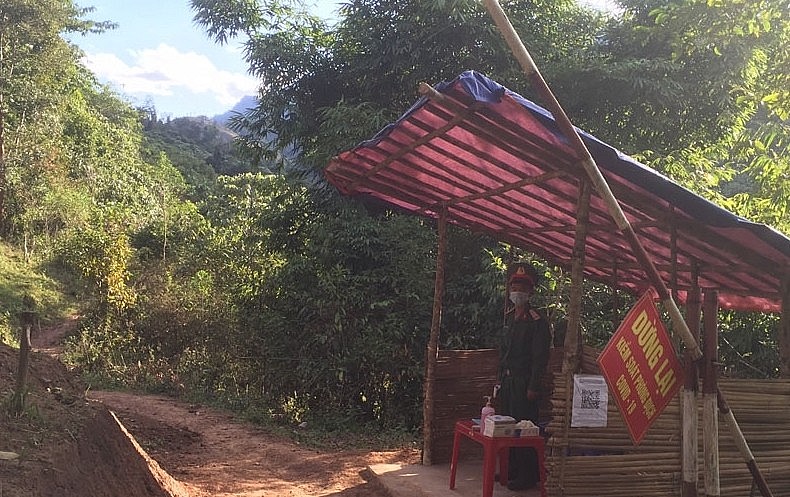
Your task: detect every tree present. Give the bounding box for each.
[192,0,603,171]
[558,0,789,235]
[177,0,790,427]
[0,0,112,232]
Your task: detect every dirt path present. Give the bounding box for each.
[31,320,419,497]
[89,390,417,497]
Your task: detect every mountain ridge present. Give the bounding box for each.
[212,95,257,126]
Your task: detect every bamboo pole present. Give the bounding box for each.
[482,0,701,362]
[481,2,775,495]
[563,178,591,369]
[682,272,701,497]
[611,261,620,330]
[717,391,775,497]
[703,290,720,496]
[670,217,678,302]
[422,206,447,465]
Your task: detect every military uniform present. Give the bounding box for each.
[498,304,551,488]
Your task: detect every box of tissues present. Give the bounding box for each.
[482,415,516,437]
[514,419,540,437]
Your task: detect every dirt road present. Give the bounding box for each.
[90,390,418,497]
[30,319,419,497]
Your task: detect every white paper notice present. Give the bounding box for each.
[571,374,608,428]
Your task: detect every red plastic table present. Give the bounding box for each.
[449,419,547,497]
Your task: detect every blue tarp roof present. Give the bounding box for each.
[326,71,789,313]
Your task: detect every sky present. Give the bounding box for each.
[73,1,340,119]
[72,0,616,119]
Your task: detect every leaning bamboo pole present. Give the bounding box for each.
[717,392,775,497]
[481,2,775,495]
[422,206,448,465]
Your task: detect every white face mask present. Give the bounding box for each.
[509,291,529,306]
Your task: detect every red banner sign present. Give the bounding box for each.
[597,292,683,444]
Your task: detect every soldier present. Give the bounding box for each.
[498,262,551,490]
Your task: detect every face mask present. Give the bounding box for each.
[509,291,529,306]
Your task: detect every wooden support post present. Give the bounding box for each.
[702,290,719,497]
[422,207,448,465]
[611,262,620,332]
[670,219,678,302]
[682,273,701,497]
[563,178,591,372]
[781,274,790,378]
[556,178,591,493]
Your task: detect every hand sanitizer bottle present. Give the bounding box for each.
[481,396,495,427]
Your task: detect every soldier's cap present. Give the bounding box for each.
[508,263,538,287]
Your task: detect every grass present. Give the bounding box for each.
[0,240,419,454]
[0,242,79,346]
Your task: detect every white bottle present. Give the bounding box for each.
[481,395,495,427]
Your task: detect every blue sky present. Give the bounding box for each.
[72,0,615,119]
[73,1,341,118]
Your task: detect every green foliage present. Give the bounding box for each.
[238,195,437,427]
[568,0,790,237]
[192,0,602,169]
[58,217,136,312]
[141,115,255,197]
[0,242,74,346]
[0,0,784,447]
[718,310,781,378]
[0,0,96,230]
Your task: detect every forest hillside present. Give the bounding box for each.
[0,0,787,448]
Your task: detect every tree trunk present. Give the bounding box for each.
[0,94,7,228]
[0,30,7,229]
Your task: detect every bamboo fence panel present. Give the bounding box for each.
[544,345,790,496]
[431,349,500,463]
[427,345,790,495]
[431,347,564,463]
[711,380,790,496]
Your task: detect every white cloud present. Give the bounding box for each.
[83,43,258,107]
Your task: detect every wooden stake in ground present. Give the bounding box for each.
[781,275,790,377]
[12,309,37,415]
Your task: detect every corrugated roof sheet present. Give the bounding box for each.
[325,71,790,313]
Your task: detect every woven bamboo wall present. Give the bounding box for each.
[431,347,562,464]
[545,346,682,497]
[545,346,790,497]
[431,346,790,495]
[431,349,499,464]
[714,380,790,496]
